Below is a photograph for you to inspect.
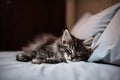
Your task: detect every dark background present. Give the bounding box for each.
[0,0,66,51]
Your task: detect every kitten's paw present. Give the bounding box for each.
[16,53,32,62]
[31,58,45,64]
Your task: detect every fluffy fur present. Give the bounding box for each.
[16,29,93,64]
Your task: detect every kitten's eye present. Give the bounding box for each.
[66,49,72,54]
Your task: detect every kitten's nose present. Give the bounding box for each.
[71,54,75,59]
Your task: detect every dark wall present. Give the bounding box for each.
[0,0,66,51]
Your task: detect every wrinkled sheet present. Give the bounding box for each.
[0,51,120,80]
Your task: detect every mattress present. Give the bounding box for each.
[0,51,120,80]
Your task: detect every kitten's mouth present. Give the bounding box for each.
[66,57,82,62]
[64,53,82,62]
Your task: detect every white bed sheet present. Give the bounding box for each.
[0,51,120,80]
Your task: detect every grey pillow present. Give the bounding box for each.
[88,10,120,66]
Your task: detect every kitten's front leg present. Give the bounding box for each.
[31,50,47,64]
[31,58,46,64]
[31,58,67,64]
[46,58,67,64]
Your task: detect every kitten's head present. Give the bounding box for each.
[61,29,93,62]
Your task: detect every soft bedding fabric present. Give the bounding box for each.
[0,51,120,80]
[88,9,120,65]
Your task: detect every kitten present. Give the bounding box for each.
[16,29,93,64]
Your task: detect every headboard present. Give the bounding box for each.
[66,0,120,29]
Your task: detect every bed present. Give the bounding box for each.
[0,2,120,80]
[0,51,120,80]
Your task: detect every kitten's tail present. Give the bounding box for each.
[22,34,57,52]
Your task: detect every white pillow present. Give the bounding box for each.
[88,9,120,65]
[71,2,120,41]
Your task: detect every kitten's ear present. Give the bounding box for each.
[83,36,94,49]
[62,29,72,43]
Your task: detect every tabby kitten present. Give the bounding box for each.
[16,29,93,64]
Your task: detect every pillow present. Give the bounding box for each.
[71,2,120,42]
[88,9,120,66]
[71,2,120,65]
[71,12,92,34]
